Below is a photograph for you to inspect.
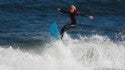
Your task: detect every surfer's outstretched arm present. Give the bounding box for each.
[80,13,94,20]
[57,8,70,13]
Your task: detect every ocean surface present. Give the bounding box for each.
[0,0,125,70]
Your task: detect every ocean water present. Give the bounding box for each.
[0,0,125,70]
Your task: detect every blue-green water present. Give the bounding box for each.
[0,0,125,70]
[0,0,125,45]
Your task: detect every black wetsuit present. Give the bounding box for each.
[59,9,80,38]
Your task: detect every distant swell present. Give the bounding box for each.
[0,0,124,15]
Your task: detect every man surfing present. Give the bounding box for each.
[57,5,93,39]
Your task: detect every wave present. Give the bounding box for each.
[0,34,125,70]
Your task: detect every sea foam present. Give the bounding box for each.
[0,34,125,70]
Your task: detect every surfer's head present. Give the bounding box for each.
[69,5,76,13]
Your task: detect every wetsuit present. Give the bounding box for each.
[59,9,80,39]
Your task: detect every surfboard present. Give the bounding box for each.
[50,22,60,40]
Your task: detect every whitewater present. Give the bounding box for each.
[0,33,125,70]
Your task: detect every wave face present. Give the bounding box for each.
[0,34,125,70]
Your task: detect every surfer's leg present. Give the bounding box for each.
[66,24,76,30]
[60,24,75,39]
[60,24,70,39]
[60,25,67,39]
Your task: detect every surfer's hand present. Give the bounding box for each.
[88,16,94,20]
[57,8,61,11]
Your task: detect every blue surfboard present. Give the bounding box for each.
[50,22,60,40]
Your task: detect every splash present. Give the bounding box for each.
[0,34,125,70]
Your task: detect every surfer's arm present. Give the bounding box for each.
[57,8,70,13]
[80,13,94,20]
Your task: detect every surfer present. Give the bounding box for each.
[57,5,93,39]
